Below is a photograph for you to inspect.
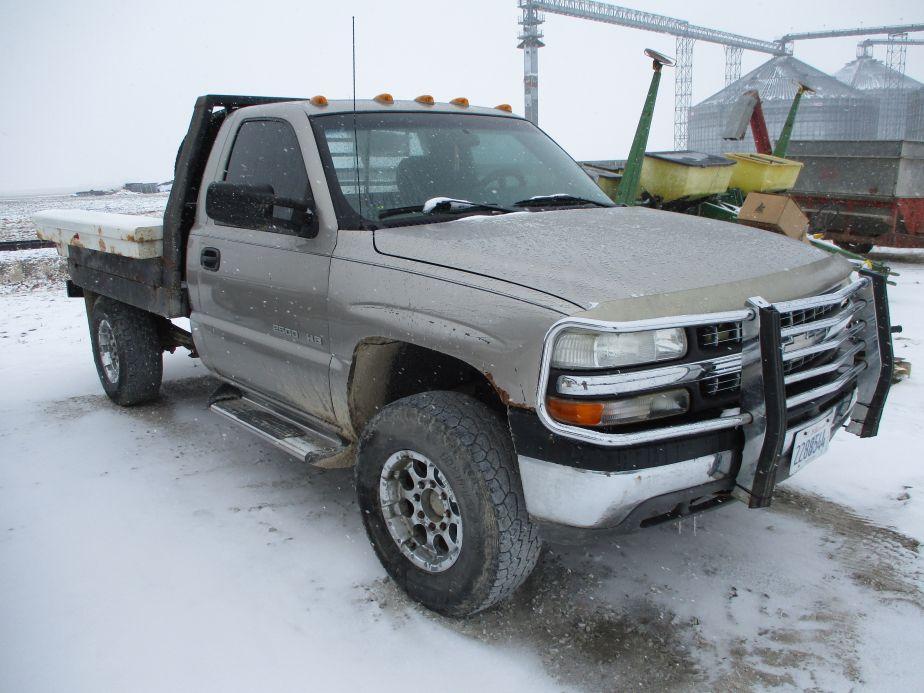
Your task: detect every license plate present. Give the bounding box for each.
[789,414,834,475]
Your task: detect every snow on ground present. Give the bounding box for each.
[0,248,67,296]
[0,296,556,693]
[791,251,924,541]
[1,242,922,691]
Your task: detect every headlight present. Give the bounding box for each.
[551,328,687,370]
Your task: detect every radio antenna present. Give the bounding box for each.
[352,16,362,220]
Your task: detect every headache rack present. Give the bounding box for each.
[539,269,894,508]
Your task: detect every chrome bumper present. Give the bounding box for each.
[518,452,730,529]
[520,391,856,531]
[534,270,894,511]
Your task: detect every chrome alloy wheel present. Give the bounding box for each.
[97,319,120,384]
[379,450,463,573]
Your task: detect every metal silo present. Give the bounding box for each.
[689,56,879,155]
[834,54,924,139]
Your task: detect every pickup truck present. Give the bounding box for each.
[34,94,894,617]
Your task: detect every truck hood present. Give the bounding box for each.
[373,207,851,312]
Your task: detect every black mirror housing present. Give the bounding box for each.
[206,182,317,237]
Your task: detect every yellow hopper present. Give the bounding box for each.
[639,151,736,203]
[725,152,803,193]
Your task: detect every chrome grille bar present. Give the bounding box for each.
[784,341,865,386]
[556,353,740,396]
[779,298,866,339]
[782,321,864,362]
[786,362,868,409]
[772,278,868,313]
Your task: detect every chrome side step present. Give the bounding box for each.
[210,395,349,467]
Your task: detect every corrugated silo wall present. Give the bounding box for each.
[689,97,880,155]
[867,89,924,139]
[909,91,924,141]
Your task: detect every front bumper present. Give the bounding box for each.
[517,389,857,537]
[515,269,893,533]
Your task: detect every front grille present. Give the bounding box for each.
[779,301,844,329]
[701,372,741,397]
[698,322,742,349]
[783,350,828,375]
[698,292,863,408]
[697,300,849,352]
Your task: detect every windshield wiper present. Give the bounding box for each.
[378,197,514,220]
[513,194,611,209]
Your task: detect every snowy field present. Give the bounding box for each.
[1,196,923,691]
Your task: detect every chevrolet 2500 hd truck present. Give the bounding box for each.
[34,94,894,617]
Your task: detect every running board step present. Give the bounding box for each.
[210,396,348,467]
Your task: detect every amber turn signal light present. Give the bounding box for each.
[546,397,605,426]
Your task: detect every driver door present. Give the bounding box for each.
[188,116,336,422]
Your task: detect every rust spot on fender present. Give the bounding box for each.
[485,372,533,411]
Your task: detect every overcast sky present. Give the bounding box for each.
[1,0,921,194]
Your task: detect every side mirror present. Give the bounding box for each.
[206,182,316,237]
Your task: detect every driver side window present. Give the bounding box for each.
[224,119,312,207]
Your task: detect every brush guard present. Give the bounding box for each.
[733,269,894,508]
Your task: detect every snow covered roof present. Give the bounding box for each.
[835,55,924,92]
[696,55,865,106]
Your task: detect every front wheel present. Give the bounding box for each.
[356,391,542,617]
[89,297,163,406]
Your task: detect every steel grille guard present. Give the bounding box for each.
[535,270,893,508]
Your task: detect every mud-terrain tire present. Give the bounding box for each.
[356,391,542,617]
[89,297,163,406]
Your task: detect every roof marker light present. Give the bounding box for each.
[309,95,328,107]
[374,93,394,105]
[495,103,513,113]
[450,97,469,108]
[415,94,435,105]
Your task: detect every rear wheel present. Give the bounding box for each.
[356,391,542,617]
[89,297,163,406]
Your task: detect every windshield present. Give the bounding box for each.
[312,112,613,226]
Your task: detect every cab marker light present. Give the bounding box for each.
[309,95,328,107]
[415,94,435,105]
[450,97,469,107]
[495,103,513,112]
[374,93,394,105]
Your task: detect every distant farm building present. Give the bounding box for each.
[124,182,161,194]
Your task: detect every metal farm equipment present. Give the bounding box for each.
[788,139,924,251]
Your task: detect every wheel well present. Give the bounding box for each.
[348,340,506,435]
[82,291,193,354]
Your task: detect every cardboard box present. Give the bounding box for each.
[737,193,810,243]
